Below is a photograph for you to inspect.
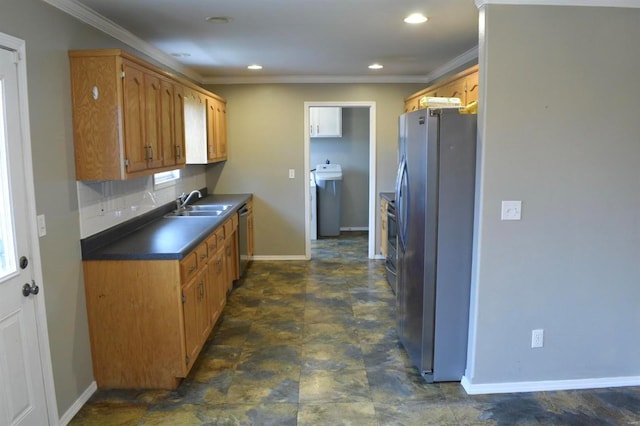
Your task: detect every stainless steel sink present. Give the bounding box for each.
[164,203,232,217]
[189,204,232,211]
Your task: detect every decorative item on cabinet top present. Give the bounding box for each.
[68,49,227,181]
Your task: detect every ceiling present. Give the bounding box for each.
[62,0,479,84]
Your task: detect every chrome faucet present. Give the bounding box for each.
[176,190,202,211]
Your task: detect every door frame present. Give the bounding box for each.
[0,32,59,424]
[303,101,377,259]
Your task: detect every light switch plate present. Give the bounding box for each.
[289,169,295,179]
[37,214,46,237]
[501,200,522,220]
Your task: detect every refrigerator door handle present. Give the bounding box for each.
[395,157,408,250]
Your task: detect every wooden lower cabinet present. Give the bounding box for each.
[83,222,237,389]
[83,260,186,389]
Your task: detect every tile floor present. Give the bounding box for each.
[71,232,640,425]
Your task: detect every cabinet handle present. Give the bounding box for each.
[200,254,207,260]
[189,265,196,273]
[316,124,319,134]
[175,145,181,159]
[149,145,154,160]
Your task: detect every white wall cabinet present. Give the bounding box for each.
[310,107,342,138]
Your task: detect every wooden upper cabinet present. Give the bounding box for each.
[404,64,479,112]
[186,95,227,164]
[69,49,227,180]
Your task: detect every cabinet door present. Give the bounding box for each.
[144,72,163,169]
[465,71,479,106]
[206,97,217,162]
[184,90,207,164]
[160,79,175,167]
[310,107,342,137]
[211,250,226,322]
[224,234,236,292]
[404,97,420,113]
[442,78,466,103]
[122,62,147,173]
[182,276,201,371]
[173,85,186,166]
[248,211,254,259]
[215,101,227,161]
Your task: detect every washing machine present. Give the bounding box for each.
[315,164,342,237]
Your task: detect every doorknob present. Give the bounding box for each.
[22,281,39,297]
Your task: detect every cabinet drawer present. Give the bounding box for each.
[195,242,208,264]
[224,218,234,238]
[206,233,218,253]
[180,252,198,283]
[216,228,225,245]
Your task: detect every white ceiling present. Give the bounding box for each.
[59,0,480,84]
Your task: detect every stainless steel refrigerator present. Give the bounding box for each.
[395,108,477,382]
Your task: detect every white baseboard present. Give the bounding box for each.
[339,226,368,231]
[461,374,640,395]
[373,254,385,260]
[252,255,308,261]
[59,380,97,425]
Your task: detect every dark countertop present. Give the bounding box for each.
[380,192,395,203]
[81,193,252,261]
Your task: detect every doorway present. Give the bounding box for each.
[303,101,377,259]
[0,32,58,424]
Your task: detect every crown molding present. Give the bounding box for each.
[476,0,640,8]
[41,0,204,82]
[424,46,478,84]
[204,46,479,85]
[203,74,432,85]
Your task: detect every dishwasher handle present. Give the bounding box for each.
[238,204,249,216]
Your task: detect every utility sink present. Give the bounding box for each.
[164,204,232,218]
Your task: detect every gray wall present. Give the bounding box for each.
[0,0,198,416]
[311,107,370,229]
[467,5,640,385]
[205,83,424,256]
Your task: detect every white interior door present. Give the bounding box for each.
[0,47,49,426]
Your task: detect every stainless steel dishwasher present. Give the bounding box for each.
[237,203,250,277]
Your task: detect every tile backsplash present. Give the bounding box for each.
[77,166,207,238]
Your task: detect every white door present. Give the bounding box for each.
[0,48,49,425]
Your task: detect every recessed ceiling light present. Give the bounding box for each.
[247,64,263,70]
[170,52,191,58]
[404,13,428,24]
[206,16,233,24]
[368,63,384,70]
